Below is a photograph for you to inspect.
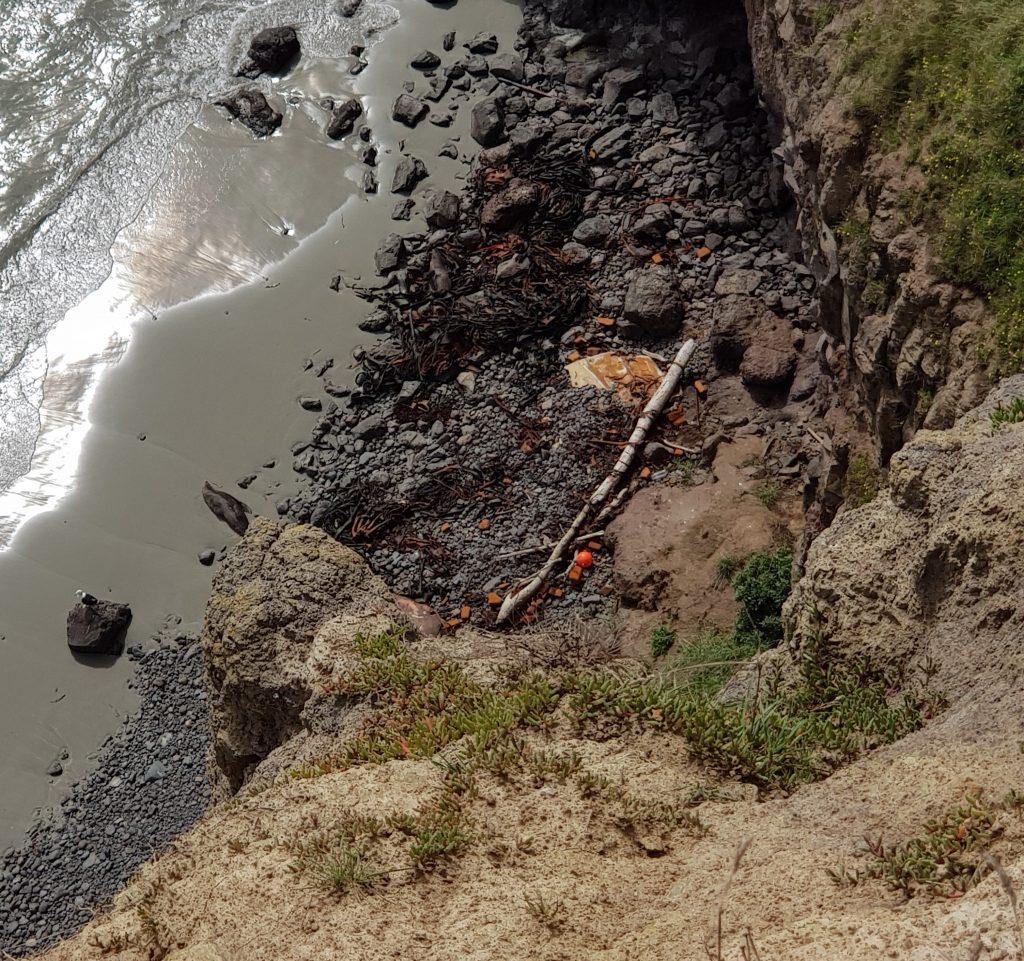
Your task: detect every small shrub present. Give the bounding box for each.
[812,2,838,31]
[650,625,676,659]
[714,554,743,585]
[732,548,792,647]
[671,456,699,485]
[829,795,999,897]
[749,482,782,510]
[844,453,879,508]
[525,893,568,931]
[991,396,1024,431]
[664,628,759,696]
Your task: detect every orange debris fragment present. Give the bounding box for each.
[487,592,502,605]
[596,316,616,327]
[439,522,450,532]
[478,518,490,531]
[460,605,471,620]
[640,466,652,479]
[568,565,583,582]
[588,541,602,550]
[567,350,582,362]
[696,246,712,259]
[549,587,564,598]
[651,252,663,264]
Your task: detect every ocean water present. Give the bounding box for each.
[0,0,396,526]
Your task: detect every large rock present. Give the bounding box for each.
[67,599,132,656]
[470,97,505,147]
[709,297,797,389]
[201,519,395,791]
[621,265,683,338]
[374,233,406,275]
[391,94,428,127]
[236,26,300,79]
[325,97,362,139]
[214,88,282,138]
[480,178,540,231]
[391,155,428,194]
[424,190,461,229]
[785,376,1024,697]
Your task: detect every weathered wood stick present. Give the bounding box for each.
[496,338,697,624]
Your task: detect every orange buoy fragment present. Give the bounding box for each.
[576,550,594,569]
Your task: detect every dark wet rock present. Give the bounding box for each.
[622,265,683,339]
[573,214,615,247]
[411,50,441,69]
[716,82,751,120]
[392,198,415,220]
[392,93,429,127]
[202,481,252,536]
[565,60,611,90]
[353,413,386,440]
[470,96,505,147]
[438,141,459,159]
[236,26,300,79]
[325,97,362,139]
[350,58,367,75]
[46,760,63,777]
[466,31,498,54]
[375,233,407,275]
[631,205,672,245]
[214,88,282,138]
[509,123,547,156]
[198,550,216,567]
[489,52,524,81]
[442,31,456,51]
[650,91,678,124]
[703,121,729,152]
[391,155,428,194]
[362,169,378,193]
[362,144,377,165]
[601,65,644,106]
[67,599,132,656]
[299,396,323,411]
[337,0,362,15]
[358,125,372,142]
[465,55,489,77]
[424,190,461,229]
[480,178,540,231]
[429,112,453,127]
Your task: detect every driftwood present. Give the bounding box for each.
[496,338,698,624]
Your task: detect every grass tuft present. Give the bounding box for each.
[991,396,1024,431]
[650,625,676,659]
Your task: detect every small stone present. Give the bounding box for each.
[573,214,615,247]
[489,52,524,82]
[442,31,456,51]
[391,155,428,194]
[142,761,167,784]
[470,97,505,147]
[465,31,498,54]
[45,761,63,777]
[374,233,406,275]
[424,190,461,229]
[198,550,216,567]
[325,97,362,139]
[299,396,322,411]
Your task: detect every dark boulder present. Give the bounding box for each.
[237,26,300,79]
[202,481,252,535]
[325,97,363,139]
[480,178,540,231]
[465,32,498,54]
[622,265,683,339]
[391,155,428,194]
[424,190,461,229]
[215,88,282,138]
[375,233,407,275]
[67,598,132,656]
[411,50,441,69]
[470,97,505,147]
[392,94,429,127]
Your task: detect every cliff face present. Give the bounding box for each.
[741,0,992,458]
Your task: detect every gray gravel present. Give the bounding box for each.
[0,636,210,956]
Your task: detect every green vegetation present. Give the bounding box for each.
[750,482,782,510]
[524,893,568,931]
[812,2,838,31]
[670,455,699,485]
[844,452,879,508]
[287,620,941,892]
[733,547,792,646]
[991,396,1024,430]
[714,554,743,585]
[829,795,1000,896]
[568,633,939,792]
[843,1,1024,371]
[650,624,676,659]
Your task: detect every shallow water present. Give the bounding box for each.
[0,0,524,847]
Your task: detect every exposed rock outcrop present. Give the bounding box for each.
[741,0,991,458]
[201,519,395,792]
[786,377,1024,697]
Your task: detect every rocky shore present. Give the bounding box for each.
[284,0,824,625]
[0,635,210,957]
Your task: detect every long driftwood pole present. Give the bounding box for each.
[496,337,697,624]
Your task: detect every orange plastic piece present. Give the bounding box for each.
[576,550,594,569]
[478,518,490,530]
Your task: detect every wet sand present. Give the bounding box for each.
[0,0,524,848]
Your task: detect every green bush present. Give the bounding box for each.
[650,625,676,659]
[843,0,1024,372]
[732,548,793,647]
